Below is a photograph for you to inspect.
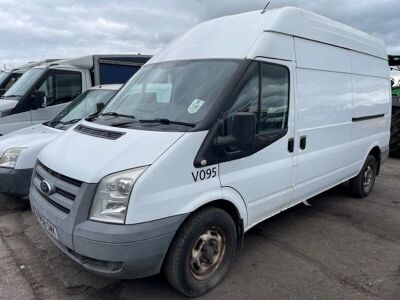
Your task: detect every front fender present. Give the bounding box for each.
[173,186,248,229]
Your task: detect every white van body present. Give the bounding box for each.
[0,55,150,136]
[0,84,121,198]
[30,7,390,296]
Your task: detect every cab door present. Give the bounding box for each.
[219,58,295,228]
[30,70,83,124]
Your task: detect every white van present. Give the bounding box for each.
[0,84,121,198]
[0,60,62,96]
[0,55,150,136]
[30,7,391,297]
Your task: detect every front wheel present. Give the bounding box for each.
[349,155,378,198]
[163,207,237,297]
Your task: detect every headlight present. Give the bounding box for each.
[0,148,26,168]
[90,166,148,224]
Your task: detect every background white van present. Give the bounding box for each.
[0,55,150,136]
[0,84,121,198]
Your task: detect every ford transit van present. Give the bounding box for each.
[30,7,391,297]
[0,84,121,198]
[0,55,150,136]
[0,60,62,96]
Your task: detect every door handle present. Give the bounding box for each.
[300,136,307,150]
[288,138,294,153]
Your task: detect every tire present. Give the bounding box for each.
[163,207,237,298]
[390,107,400,157]
[349,155,378,198]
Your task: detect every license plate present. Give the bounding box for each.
[34,209,59,240]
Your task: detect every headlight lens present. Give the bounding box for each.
[0,148,25,168]
[90,166,148,224]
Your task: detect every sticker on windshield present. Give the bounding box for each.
[188,99,205,114]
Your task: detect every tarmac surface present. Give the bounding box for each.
[0,158,399,299]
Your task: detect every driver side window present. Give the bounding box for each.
[35,71,82,107]
[226,61,290,135]
[37,74,54,104]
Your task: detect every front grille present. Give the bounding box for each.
[56,188,76,200]
[74,124,125,140]
[38,161,82,187]
[35,187,71,214]
[33,161,83,215]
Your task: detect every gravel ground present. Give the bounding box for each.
[0,158,399,300]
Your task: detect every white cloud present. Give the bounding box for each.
[0,0,399,68]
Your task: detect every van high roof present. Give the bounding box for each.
[42,54,152,70]
[150,7,386,64]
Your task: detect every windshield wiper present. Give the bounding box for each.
[99,112,136,119]
[59,118,83,125]
[139,118,196,128]
[47,118,82,127]
[45,120,60,128]
[86,111,136,121]
[2,95,21,98]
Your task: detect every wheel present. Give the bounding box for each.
[163,207,237,297]
[390,107,400,157]
[349,155,378,198]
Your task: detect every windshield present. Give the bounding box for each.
[47,89,117,130]
[100,60,240,127]
[0,72,9,84]
[3,68,46,98]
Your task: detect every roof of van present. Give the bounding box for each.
[44,54,152,69]
[13,59,62,71]
[149,7,387,64]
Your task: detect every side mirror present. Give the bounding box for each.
[0,89,6,96]
[31,90,46,109]
[216,112,256,151]
[96,102,105,112]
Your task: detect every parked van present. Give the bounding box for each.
[0,54,150,136]
[0,60,62,96]
[0,84,121,198]
[30,7,391,297]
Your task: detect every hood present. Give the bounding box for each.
[38,121,185,183]
[0,124,61,157]
[0,99,18,112]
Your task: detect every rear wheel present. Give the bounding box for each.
[164,207,237,297]
[349,155,377,198]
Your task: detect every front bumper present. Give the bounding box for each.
[0,167,32,197]
[29,162,187,279]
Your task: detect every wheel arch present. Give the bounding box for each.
[172,187,248,249]
[367,145,381,175]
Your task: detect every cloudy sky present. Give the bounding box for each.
[0,0,399,69]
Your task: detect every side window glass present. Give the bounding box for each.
[225,61,290,137]
[226,62,259,134]
[55,72,82,104]
[36,74,55,105]
[260,63,289,133]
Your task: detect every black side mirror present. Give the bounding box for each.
[96,102,105,112]
[31,91,46,109]
[0,89,6,96]
[216,112,256,151]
